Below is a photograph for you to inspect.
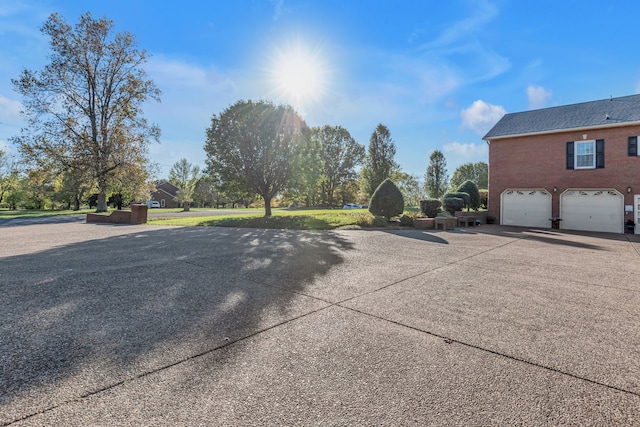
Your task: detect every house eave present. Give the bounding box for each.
[483,120,640,141]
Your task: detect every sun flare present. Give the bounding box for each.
[269,41,329,111]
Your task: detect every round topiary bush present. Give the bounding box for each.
[368,178,404,221]
[419,199,442,218]
[442,197,464,215]
[443,192,470,210]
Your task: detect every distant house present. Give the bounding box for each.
[483,94,640,234]
[150,181,181,208]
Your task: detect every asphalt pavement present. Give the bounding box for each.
[1,221,639,426]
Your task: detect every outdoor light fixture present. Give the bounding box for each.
[628,187,632,193]
[553,187,558,193]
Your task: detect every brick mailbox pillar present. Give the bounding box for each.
[130,204,148,224]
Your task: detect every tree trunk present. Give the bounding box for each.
[96,178,108,212]
[73,196,80,211]
[264,196,272,216]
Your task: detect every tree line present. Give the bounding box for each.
[1,12,487,214]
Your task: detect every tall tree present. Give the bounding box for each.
[313,125,365,206]
[361,124,398,197]
[54,167,95,210]
[289,132,323,206]
[0,150,20,207]
[425,150,449,199]
[449,161,488,190]
[204,100,308,216]
[192,175,225,208]
[169,158,201,208]
[392,171,423,207]
[12,12,161,212]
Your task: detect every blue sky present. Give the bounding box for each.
[2,0,640,180]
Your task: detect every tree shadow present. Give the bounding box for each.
[0,226,354,424]
[468,225,614,251]
[380,229,449,244]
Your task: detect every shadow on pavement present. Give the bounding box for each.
[0,226,354,424]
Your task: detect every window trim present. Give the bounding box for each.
[574,140,596,169]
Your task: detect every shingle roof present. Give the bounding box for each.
[483,94,640,140]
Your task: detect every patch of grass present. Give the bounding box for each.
[0,209,88,219]
[148,209,386,230]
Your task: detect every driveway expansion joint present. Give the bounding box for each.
[338,304,640,399]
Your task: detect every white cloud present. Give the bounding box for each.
[526,85,552,109]
[443,141,488,164]
[0,94,22,123]
[415,0,510,85]
[460,100,505,136]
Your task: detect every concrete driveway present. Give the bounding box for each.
[1,222,639,426]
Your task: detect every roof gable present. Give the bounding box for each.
[484,94,640,140]
[157,181,180,196]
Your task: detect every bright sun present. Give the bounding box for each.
[269,41,328,111]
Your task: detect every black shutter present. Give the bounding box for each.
[566,141,574,169]
[595,139,604,168]
[629,136,638,156]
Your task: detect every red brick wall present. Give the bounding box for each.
[488,124,640,221]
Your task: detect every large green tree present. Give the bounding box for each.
[204,100,308,216]
[361,124,398,197]
[0,150,20,207]
[392,171,423,207]
[424,150,449,199]
[313,125,365,206]
[449,161,488,190]
[289,132,323,206]
[169,158,201,208]
[12,12,160,212]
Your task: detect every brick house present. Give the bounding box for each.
[150,181,181,208]
[483,94,640,234]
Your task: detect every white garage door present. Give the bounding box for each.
[560,190,623,233]
[501,189,552,228]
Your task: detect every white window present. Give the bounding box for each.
[575,140,595,169]
[161,198,166,207]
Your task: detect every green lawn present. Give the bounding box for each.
[1,206,419,230]
[0,209,89,219]
[0,206,207,218]
[147,208,384,230]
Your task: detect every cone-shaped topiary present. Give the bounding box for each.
[368,178,404,221]
[456,180,480,211]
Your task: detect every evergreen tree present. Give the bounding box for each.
[362,124,398,197]
[424,150,448,199]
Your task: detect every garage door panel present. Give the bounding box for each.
[561,190,623,233]
[501,189,551,228]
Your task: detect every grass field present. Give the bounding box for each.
[147,208,387,230]
[1,206,421,230]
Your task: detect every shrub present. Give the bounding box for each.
[399,211,421,226]
[353,212,388,228]
[442,197,464,215]
[419,199,442,218]
[443,192,469,209]
[456,180,481,210]
[368,178,404,221]
[479,190,488,209]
